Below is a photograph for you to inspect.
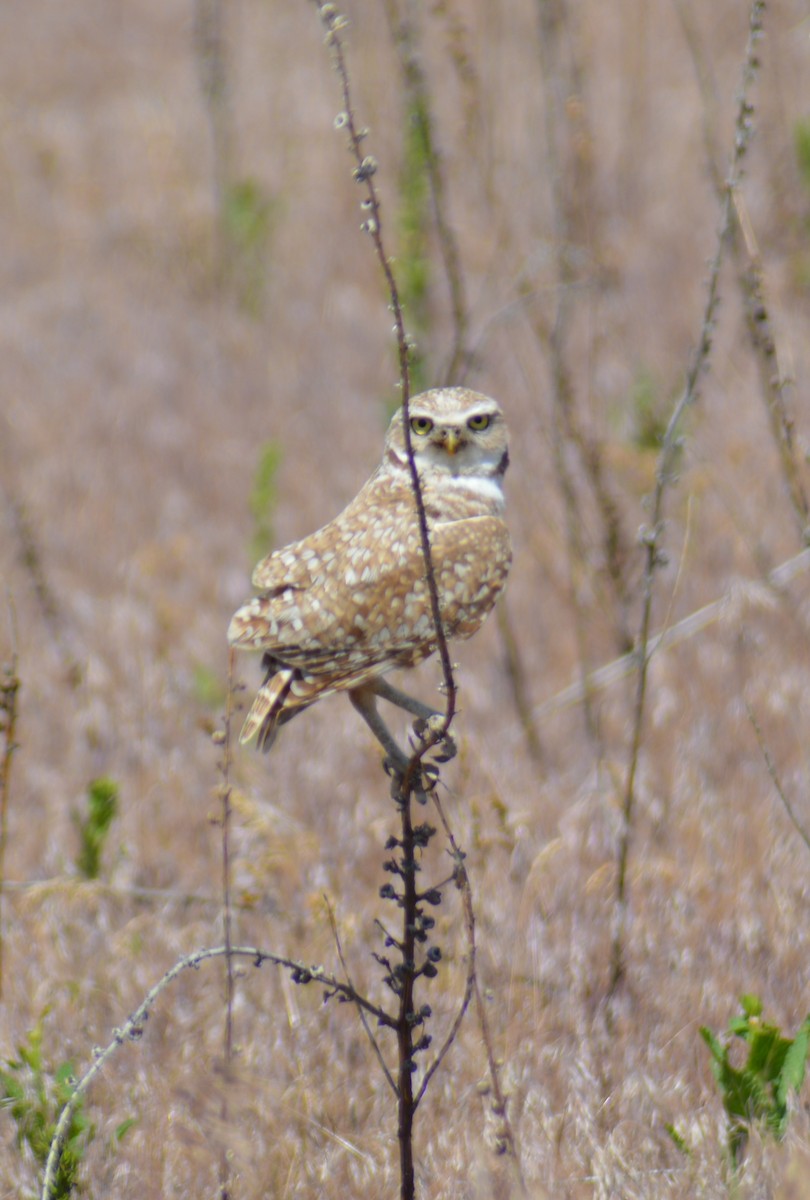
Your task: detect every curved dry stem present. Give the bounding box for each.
[41,944,395,1200]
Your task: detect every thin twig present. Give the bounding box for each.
[533,1,624,748]
[608,0,765,997]
[496,599,545,764]
[734,199,809,538]
[0,599,20,1001]
[675,0,809,542]
[313,2,457,759]
[413,797,474,1109]
[381,0,472,383]
[325,896,398,1097]
[527,546,810,725]
[216,649,237,1199]
[194,0,233,285]
[430,792,527,1191]
[311,15,463,1196]
[3,487,81,686]
[41,944,396,1200]
[746,702,810,857]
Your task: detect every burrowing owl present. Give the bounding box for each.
[228,387,511,776]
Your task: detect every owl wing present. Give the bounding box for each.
[229,467,510,669]
[251,541,317,592]
[429,515,512,638]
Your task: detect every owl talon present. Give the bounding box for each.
[411,716,457,765]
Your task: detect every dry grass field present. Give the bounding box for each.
[2,0,810,1196]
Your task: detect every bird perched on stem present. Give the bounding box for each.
[228,387,511,781]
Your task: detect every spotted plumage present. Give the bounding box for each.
[228,387,511,770]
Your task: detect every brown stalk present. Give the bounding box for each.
[675,0,809,543]
[314,2,456,746]
[215,649,237,1199]
[312,9,465,1195]
[194,0,234,286]
[381,0,472,384]
[608,0,766,997]
[0,621,20,1002]
[429,791,527,1192]
[534,0,633,752]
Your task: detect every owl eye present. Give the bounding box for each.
[410,416,434,436]
[467,414,491,431]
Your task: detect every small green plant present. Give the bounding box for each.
[249,438,283,562]
[192,662,226,709]
[701,994,810,1167]
[628,369,668,451]
[73,777,119,880]
[396,101,432,396]
[223,177,275,313]
[0,1014,95,1198]
[794,117,810,194]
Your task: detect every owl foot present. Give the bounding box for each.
[412,714,457,763]
[383,754,438,804]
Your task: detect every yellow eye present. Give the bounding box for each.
[410,416,434,436]
[467,414,491,431]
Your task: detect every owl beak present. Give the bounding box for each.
[444,429,462,456]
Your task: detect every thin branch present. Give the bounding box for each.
[325,896,399,1098]
[216,649,237,1199]
[313,2,457,761]
[2,486,81,686]
[527,546,810,723]
[429,792,527,1191]
[381,0,472,383]
[608,0,765,997]
[675,0,809,541]
[193,0,233,285]
[0,599,20,1001]
[733,197,809,538]
[41,944,396,1200]
[496,600,545,764]
[414,799,475,1109]
[746,703,810,857]
[533,0,631,748]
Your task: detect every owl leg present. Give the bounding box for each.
[349,683,455,795]
[367,677,439,721]
[367,677,457,763]
[349,685,412,775]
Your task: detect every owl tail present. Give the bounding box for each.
[239,667,294,752]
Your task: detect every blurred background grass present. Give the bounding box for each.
[2,0,810,1195]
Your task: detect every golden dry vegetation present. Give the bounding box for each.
[2,0,810,1196]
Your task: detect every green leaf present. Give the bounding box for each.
[114,1117,137,1142]
[776,1021,810,1106]
[665,1122,691,1155]
[700,1026,725,1062]
[794,119,810,191]
[249,439,284,562]
[75,777,119,879]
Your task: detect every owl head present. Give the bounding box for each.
[384,387,509,481]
